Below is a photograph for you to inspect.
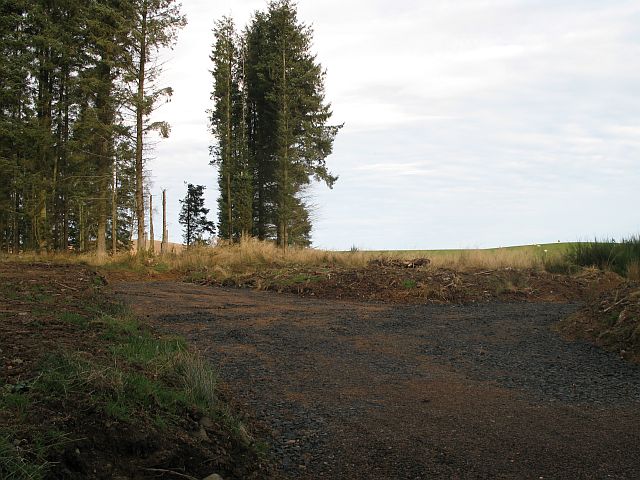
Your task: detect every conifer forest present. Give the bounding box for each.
[0,0,339,254]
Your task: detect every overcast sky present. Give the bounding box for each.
[150,0,640,250]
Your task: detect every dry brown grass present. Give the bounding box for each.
[158,238,370,279]
[627,261,640,282]
[425,248,546,270]
[0,237,555,276]
[151,239,554,280]
[169,240,548,272]
[0,250,126,267]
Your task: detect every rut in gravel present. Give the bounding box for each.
[115,281,640,480]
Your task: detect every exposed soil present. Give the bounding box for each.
[558,280,640,362]
[116,280,640,479]
[192,264,624,305]
[0,263,269,479]
[0,263,104,384]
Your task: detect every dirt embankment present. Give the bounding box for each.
[558,280,640,362]
[190,263,624,305]
[0,263,270,479]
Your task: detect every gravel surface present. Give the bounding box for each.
[117,281,640,479]
[407,303,640,405]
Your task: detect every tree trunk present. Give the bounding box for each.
[61,72,70,251]
[135,7,148,253]
[96,198,107,258]
[226,60,233,241]
[96,73,113,258]
[280,43,288,252]
[112,165,117,255]
[37,191,47,252]
[96,162,110,258]
[79,204,85,252]
[62,194,68,252]
[36,46,53,253]
[186,198,192,247]
[149,193,154,253]
[12,174,20,253]
[52,109,59,249]
[161,189,167,253]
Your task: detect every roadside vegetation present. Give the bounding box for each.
[550,235,640,362]
[2,237,637,282]
[0,263,268,479]
[4,236,640,280]
[558,281,640,363]
[566,236,640,280]
[0,237,564,268]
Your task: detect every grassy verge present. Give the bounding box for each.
[565,236,640,280]
[0,263,267,479]
[1,238,574,278]
[3,237,637,297]
[158,240,575,275]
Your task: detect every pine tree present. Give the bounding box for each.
[210,18,253,242]
[210,17,238,241]
[238,0,341,247]
[0,0,182,255]
[179,184,215,247]
[82,0,131,257]
[0,0,32,252]
[267,0,340,248]
[244,11,277,240]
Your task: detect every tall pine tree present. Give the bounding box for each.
[211,0,340,248]
[210,18,253,242]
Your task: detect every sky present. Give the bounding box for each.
[150,0,640,250]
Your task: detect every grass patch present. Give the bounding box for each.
[96,313,140,338]
[173,352,218,409]
[2,303,248,477]
[542,256,578,274]
[566,235,640,278]
[0,284,21,301]
[30,319,216,424]
[102,370,189,421]
[0,427,76,480]
[402,279,417,289]
[58,312,89,328]
[628,261,640,282]
[110,332,187,366]
[0,433,48,480]
[281,273,323,286]
[152,262,172,273]
[0,391,30,418]
[9,319,238,474]
[3,237,604,285]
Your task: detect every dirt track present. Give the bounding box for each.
[115,281,640,479]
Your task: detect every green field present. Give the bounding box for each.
[364,242,574,256]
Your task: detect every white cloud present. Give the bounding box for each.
[148,0,640,249]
